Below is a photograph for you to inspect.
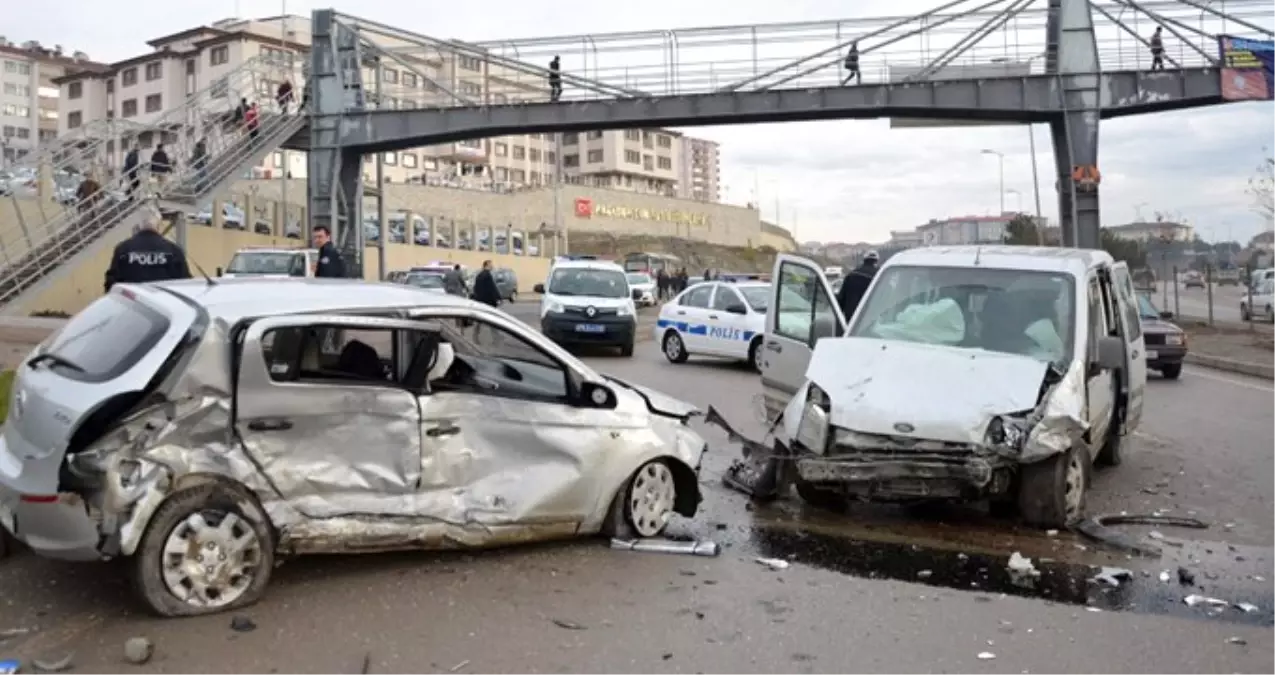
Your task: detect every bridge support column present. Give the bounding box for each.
[307,9,367,277]
[1046,0,1103,250]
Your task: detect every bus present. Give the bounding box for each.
[623,252,681,274]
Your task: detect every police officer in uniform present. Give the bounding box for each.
[103,206,191,292]
[312,225,347,278]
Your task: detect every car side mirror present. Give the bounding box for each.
[725,302,747,315]
[1093,335,1125,370]
[1159,310,1174,320]
[579,381,617,409]
[534,283,545,294]
[215,267,223,277]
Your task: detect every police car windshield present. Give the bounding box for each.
[226,251,301,275]
[548,268,628,298]
[738,286,772,312]
[405,273,445,289]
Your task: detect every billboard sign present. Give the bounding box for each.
[888,61,1033,128]
[1218,36,1274,101]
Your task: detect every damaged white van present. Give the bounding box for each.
[739,247,1146,529]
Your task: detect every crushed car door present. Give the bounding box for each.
[760,254,847,424]
[1110,262,1147,432]
[234,315,424,517]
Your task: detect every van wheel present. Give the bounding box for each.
[1160,364,1182,380]
[508,291,517,303]
[620,340,635,357]
[132,483,275,617]
[747,337,764,373]
[1017,446,1087,529]
[662,331,688,363]
[794,477,847,512]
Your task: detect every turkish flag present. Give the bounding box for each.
[574,198,593,218]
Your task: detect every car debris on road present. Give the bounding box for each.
[610,538,720,557]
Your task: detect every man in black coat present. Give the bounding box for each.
[104,207,191,291]
[471,260,502,307]
[836,250,880,321]
[312,225,346,278]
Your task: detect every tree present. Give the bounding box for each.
[1002,213,1041,245]
[1249,154,1274,224]
[1099,229,1147,268]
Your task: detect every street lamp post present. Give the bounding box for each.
[1006,188,1023,212]
[981,149,1005,215]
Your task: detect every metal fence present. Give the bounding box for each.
[1152,264,1270,328]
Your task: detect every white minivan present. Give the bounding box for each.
[748,247,1147,529]
[535,259,637,356]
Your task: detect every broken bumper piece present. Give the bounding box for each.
[797,453,1013,500]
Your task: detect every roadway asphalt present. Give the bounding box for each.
[0,310,1271,673]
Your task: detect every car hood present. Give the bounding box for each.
[604,375,700,421]
[805,338,1050,445]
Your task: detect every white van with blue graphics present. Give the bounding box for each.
[534,259,637,357]
[656,280,776,372]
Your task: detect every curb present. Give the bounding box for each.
[1184,353,1275,380]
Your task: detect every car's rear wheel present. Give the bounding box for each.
[620,340,635,357]
[1017,445,1087,529]
[508,291,517,303]
[1160,364,1182,380]
[132,483,274,617]
[604,460,678,539]
[662,331,688,363]
[747,337,764,373]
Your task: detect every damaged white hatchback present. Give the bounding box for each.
[726,247,1146,529]
[0,279,706,616]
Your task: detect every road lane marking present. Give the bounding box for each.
[1182,366,1274,393]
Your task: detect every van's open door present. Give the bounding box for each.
[1110,262,1147,433]
[759,255,847,424]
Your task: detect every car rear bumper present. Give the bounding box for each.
[0,492,103,561]
[796,453,1014,501]
[1146,345,1187,367]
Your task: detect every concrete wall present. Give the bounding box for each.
[240,179,765,248]
[16,223,553,316]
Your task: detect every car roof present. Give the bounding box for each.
[153,278,483,323]
[883,245,1112,275]
[552,260,624,271]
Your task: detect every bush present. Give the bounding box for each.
[0,370,13,425]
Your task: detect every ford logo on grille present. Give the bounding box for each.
[893,422,915,433]
[586,306,597,318]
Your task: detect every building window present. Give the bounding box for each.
[491,93,507,104]
[545,150,556,165]
[494,142,507,157]
[562,132,578,145]
[458,55,482,71]
[121,99,138,118]
[15,128,29,139]
[145,94,162,112]
[642,132,654,149]
[459,81,481,96]
[13,62,31,76]
[510,169,526,182]
[512,145,526,160]
[186,59,196,75]
[624,129,640,141]
[383,152,397,166]
[121,68,138,87]
[530,171,542,184]
[3,83,31,97]
[624,150,640,164]
[563,154,579,168]
[402,153,418,168]
[587,149,603,163]
[494,167,508,180]
[529,148,541,162]
[458,138,482,150]
[210,46,229,66]
[643,154,654,171]
[383,68,398,84]
[106,80,114,94]
[402,72,417,88]
[145,62,162,81]
[658,134,672,148]
[586,130,603,140]
[1,104,30,118]
[657,156,672,170]
[272,152,283,168]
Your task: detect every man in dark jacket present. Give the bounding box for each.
[312,225,346,278]
[471,260,502,307]
[443,264,468,296]
[150,144,173,190]
[122,146,141,201]
[104,207,191,291]
[836,250,880,320]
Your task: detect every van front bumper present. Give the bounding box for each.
[541,312,636,347]
[796,452,1016,501]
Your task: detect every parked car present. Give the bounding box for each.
[626,273,657,307]
[1241,279,1275,323]
[1215,268,1241,286]
[0,280,706,616]
[736,247,1147,529]
[1182,270,1205,289]
[492,267,519,302]
[220,247,318,279]
[1135,291,1187,380]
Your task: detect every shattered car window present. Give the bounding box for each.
[420,318,569,400]
[41,294,169,382]
[850,265,1076,365]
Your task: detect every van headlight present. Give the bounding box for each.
[616,304,634,317]
[545,301,565,314]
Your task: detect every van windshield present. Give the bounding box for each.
[850,265,1076,366]
[40,294,169,381]
[226,251,304,276]
[548,268,628,298]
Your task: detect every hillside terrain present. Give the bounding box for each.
[568,233,830,274]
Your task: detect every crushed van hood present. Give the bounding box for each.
[806,338,1049,445]
[605,375,700,420]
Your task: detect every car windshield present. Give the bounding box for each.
[548,268,628,298]
[1136,292,1161,319]
[738,285,802,313]
[405,273,445,289]
[850,265,1076,366]
[226,251,303,275]
[627,273,652,285]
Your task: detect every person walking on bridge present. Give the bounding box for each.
[549,56,562,102]
[1149,26,1165,71]
[842,42,861,85]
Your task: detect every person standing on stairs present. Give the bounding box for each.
[245,102,261,142]
[122,146,142,202]
[150,143,173,191]
[548,56,562,102]
[103,206,191,292]
[277,80,294,114]
[842,42,861,85]
[191,138,208,193]
[1149,26,1165,71]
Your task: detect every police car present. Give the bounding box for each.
[656,280,770,371]
[220,247,319,278]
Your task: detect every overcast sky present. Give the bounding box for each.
[9,0,1274,244]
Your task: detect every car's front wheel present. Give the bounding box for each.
[508,291,517,303]
[132,483,275,617]
[1160,364,1182,380]
[1017,445,1087,529]
[662,331,688,363]
[605,460,678,539]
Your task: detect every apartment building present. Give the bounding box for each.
[0,39,99,165]
[1105,220,1195,243]
[676,136,720,203]
[557,129,681,197]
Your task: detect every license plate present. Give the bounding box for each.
[575,323,605,333]
[1146,350,1158,360]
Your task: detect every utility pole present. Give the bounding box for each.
[279,1,288,240]
[375,60,386,279]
